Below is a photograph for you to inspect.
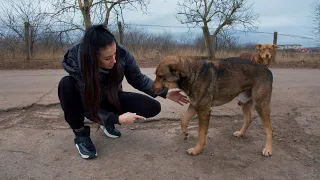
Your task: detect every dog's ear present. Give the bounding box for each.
[169,64,185,77]
[255,44,262,50]
[272,44,279,49]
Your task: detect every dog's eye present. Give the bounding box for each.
[158,75,166,81]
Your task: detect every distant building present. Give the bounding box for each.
[278,44,302,50]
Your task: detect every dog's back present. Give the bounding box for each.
[239,52,256,61]
[217,57,273,86]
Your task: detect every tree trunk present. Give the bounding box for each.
[24,22,30,62]
[104,9,112,26]
[79,0,92,29]
[117,21,124,44]
[202,25,214,59]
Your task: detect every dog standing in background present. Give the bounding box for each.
[240,44,279,67]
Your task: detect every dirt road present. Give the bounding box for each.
[0,68,319,180]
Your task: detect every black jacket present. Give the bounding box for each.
[62,43,168,124]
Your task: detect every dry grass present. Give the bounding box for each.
[0,47,319,69]
[0,47,65,69]
[217,50,320,68]
[271,51,320,68]
[132,47,207,67]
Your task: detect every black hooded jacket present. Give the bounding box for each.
[62,43,168,124]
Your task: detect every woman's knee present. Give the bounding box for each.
[58,76,80,102]
[118,92,161,118]
[58,76,77,94]
[146,99,161,118]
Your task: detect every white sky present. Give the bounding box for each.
[121,0,317,47]
[0,0,317,47]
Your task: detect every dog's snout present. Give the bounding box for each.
[153,80,163,94]
[153,85,159,93]
[266,54,270,58]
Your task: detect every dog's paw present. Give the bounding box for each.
[183,133,188,140]
[262,147,272,156]
[186,147,201,155]
[233,131,243,137]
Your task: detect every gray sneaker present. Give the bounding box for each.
[73,126,97,159]
[100,124,121,138]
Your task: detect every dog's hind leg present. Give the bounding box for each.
[186,108,211,155]
[233,100,253,137]
[181,104,197,140]
[252,82,273,156]
[255,104,273,156]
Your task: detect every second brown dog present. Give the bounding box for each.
[240,44,279,67]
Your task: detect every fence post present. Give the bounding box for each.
[273,31,278,45]
[117,21,124,44]
[273,31,278,62]
[24,22,30,61]
[30,26,34,57]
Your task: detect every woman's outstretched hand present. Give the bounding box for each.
[166,90,189,106]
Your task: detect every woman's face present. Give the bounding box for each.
[98,42,117,69]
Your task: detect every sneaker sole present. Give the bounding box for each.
[100,125,120,139]
[75,144,97,159]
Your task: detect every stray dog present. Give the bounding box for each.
[236,44,278,106]
[240,44,279,67]
[153,56,273,156]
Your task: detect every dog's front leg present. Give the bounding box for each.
[187,108,211,155]
[181,104,196,140]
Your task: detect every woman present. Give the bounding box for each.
[58,24,188,159]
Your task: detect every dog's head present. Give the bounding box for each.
[153,56,186,94]
[256,44,278,65]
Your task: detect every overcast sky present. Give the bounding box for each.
[0,0,316,47]
[122,0,317,47]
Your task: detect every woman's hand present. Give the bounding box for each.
[166,90,189,105]
[119,112,146,125]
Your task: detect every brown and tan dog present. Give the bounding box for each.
[153,56,273,156]
[240,44,279,67]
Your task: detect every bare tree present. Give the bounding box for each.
[46,0,150,32]
[176,0,258,58]
[215,29,239,50]
[0,0,50,57]
[123,26,177,52]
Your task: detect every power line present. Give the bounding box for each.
[124,23,199,28]
[117,23,316,40]
[0,23,315,40]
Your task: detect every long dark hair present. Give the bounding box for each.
[81,24,121,123]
